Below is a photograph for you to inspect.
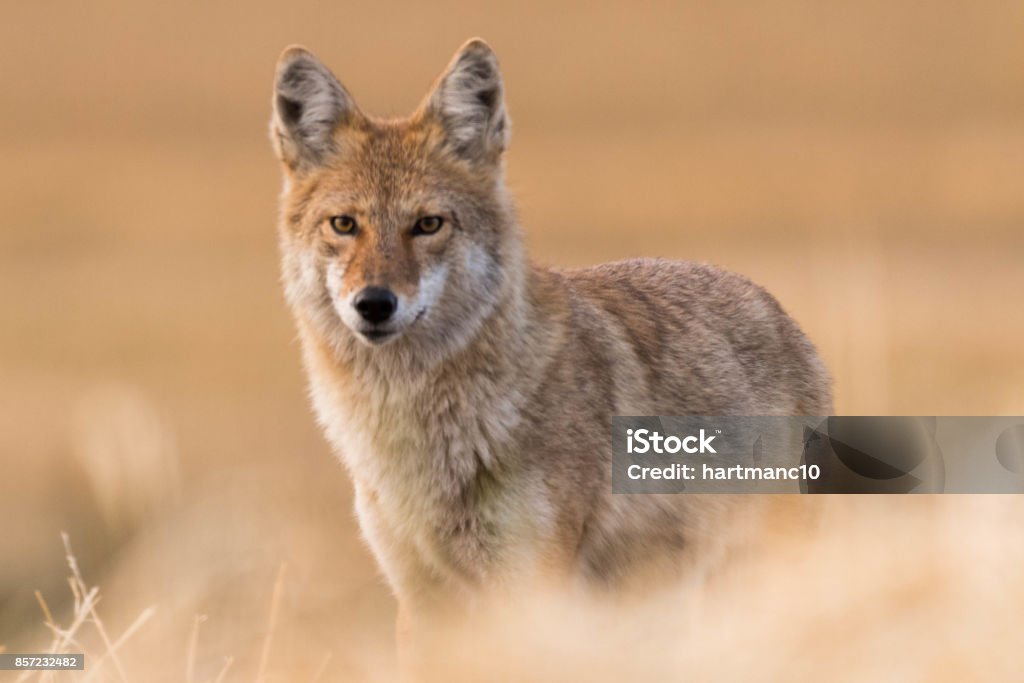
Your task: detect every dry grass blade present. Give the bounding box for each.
[186,614,208,683]
[206,655,234,683]
[254,563,288,683]
[34,591,56,631]
[14,584,99,683]
[81,606,156,683]
[62,533,132,683]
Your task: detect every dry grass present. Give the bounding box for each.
[11,537,299,683]
[9,497,1023,682]
[13,534,154,683]
[418,496,1024,682]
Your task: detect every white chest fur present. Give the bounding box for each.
[304,354,550,598]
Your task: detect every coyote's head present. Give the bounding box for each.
[271,39,519,362]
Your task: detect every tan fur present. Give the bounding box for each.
[270,39,833,631]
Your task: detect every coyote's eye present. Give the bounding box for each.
[329,215,358,235]
[412,216,444,235]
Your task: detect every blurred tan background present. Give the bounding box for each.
[2,1,1023,680]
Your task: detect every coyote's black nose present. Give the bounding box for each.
[354,287,398,324]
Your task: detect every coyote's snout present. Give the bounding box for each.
[270,37,832,637]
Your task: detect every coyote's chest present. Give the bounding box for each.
[309,364,540,591]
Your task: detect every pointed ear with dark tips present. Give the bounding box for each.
[271,46,357,170]
[424,39,509,164]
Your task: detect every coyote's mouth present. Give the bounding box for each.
[357,308,428,346]
[360,328,396,344]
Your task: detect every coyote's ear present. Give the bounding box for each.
[423,39,509,164]
[271,46,357,170]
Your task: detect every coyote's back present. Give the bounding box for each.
[561,258,831,416]
[269,38,831,620]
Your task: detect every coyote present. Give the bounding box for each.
[269,39,832,623]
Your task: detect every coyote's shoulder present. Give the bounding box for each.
[270,39,832,614]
